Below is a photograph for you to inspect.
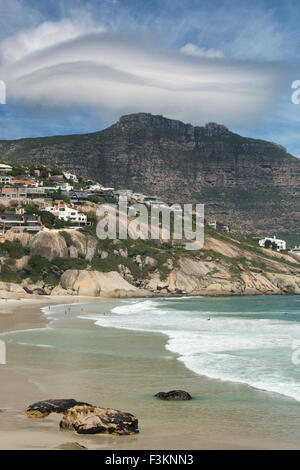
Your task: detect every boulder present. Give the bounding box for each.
[69,246,78,258]
[144,256,158,272]
[60,405,139,435]
[155,390,192,401]
[29,231,68,261]
[68,231,87,257]
[85,236,98,262]
[60,270,141,297]
[24,399,92,418]
[14,255,30,271]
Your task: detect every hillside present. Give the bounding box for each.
[2,226,300,298]
[0,112,300,236]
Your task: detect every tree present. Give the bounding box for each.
[264,240,272,249]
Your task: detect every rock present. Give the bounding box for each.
[100,251,109,260]
[60,270,141,297]
[69,231,87,257]
[144,256,158,272]
[29,231,68,261]
[60,405,139,435]
[249,267,263,273]
[14,255,30,271]
[155,390,192,401]
[24,399,92,418]
[85,236,98,262]
[118,265,134,283]
[52,442,87,451]
[119,249,128,258]
[5,230,31,247]
[69,246,78,258]
[135,255,143,267]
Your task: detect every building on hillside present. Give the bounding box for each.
[89,183,103,191]
[0,212,41,237]
[208,220,230,232]
[11,178,39,187]
[0,164,12,173]
[259,235,286,251]
[1,187,48,200]
[63,190,90,204]
[63,172,78,183]
[292,246,300,254]
[0,175,12,185]
[43,202,87,225]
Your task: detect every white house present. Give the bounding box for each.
[259,235,286,251]
[0,175,12,184]
[0,164,12,173]
[43,202,87,225]
[63,172,78,183]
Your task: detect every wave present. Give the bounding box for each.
[79,297,300,402]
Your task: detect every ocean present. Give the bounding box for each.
[2,295,300,448]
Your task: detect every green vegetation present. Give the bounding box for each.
[0,265,22,284]
[0,240,29,260]
[60,231,72,247]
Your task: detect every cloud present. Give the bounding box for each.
[180,43,224,59]
[0,17,292,127]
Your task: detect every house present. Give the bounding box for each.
[63,190,90,204]
[11,178,39,187]
[0,175,12,185]
[63,172,78,183]
[208,220,230,232]
[43,202,87,225]
[292,246,300,254]
[0,212,41,236]
[0,164,12,173]
[259,236,286,251]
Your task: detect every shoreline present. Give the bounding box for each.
[1,296,300,449]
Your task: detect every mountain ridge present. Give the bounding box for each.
[0,112,300,236]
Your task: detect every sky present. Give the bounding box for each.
[0,0,300,155]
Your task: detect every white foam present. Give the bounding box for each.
[79,297,300,402]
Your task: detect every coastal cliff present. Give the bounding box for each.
[1,228,300,299]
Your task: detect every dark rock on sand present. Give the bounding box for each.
[155,390,192,401]
[60,405,139,435]
[52,442,88,450]
[24,399,92,418]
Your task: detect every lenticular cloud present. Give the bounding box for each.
[0,18,288,125]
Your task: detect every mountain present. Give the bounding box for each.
[0,112,300,237]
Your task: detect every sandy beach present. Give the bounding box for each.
[1,297,300,450]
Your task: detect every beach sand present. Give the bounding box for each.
[0,298,300,450]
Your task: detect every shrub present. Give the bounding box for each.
[0,240,29,260]
[60,231,72,247]
[0,265,22,284]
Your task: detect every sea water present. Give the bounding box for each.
[2,295,300,403]
[79,295,300,402]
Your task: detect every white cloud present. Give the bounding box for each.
[180,43,224,59]
[0,18,290,126]
[0,15,105,64]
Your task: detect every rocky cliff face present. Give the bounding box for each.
[1,229,300,299]
[1,112,300,234]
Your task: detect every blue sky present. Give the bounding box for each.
[0,0,300,155]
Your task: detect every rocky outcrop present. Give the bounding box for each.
[0,281,26,299]
[60,269,143,297]
[155,390,192,401]
[29,231,68,261]
[60,405,139,435]
[24,399,92,418]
